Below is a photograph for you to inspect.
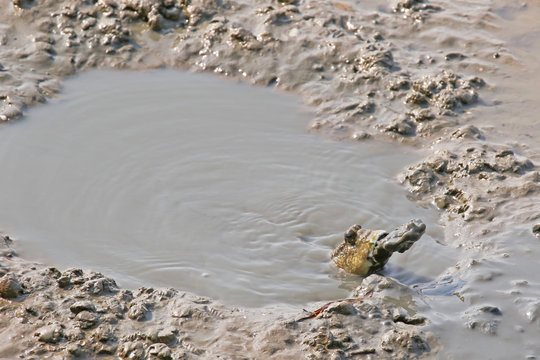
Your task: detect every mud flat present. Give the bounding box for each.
[0,0,539,359]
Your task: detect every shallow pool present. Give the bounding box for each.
[0,70,450,306]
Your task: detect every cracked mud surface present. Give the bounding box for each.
[0,0,539,358]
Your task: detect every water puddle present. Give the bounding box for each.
[0,70,450,307]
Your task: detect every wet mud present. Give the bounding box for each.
[0,0,539,358]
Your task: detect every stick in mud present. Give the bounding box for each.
[297,291,373,322]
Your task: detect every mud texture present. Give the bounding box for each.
[0,0,539,358]
[1,239,436,359]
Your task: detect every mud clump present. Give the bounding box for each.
[0,274,23,299]
[402,143,537,223]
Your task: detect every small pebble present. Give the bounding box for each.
[76,310,99,329]
[0,274,23,299]
[155,327,177,344]
[70,300,96,314]
[148,343,172,359]
[36,324,64,344]
[57,276,72,289]
[128,303,150,321]
[325,302,357,316]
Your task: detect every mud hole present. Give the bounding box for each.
[0,0,539,359]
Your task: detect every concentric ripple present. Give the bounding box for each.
[0,70,450,306]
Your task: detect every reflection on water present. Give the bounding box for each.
[0,70,449,307]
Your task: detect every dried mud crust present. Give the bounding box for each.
[0,0,538,358]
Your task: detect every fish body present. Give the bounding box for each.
[331,228,388,275]
[331,220,426,275]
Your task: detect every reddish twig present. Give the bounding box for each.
[297,291,373,322]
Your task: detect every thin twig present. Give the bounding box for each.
[297,291,373,322]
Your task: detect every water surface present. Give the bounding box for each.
[0,70,447,306]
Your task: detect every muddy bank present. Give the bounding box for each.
[0,0,539,358]
[1,239,437,359]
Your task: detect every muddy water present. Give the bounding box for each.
[0,70,448,307]
[410,2,540,358]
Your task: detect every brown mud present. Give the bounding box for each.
[0,0,539,358]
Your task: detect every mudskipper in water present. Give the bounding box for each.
[331,219,426,275]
